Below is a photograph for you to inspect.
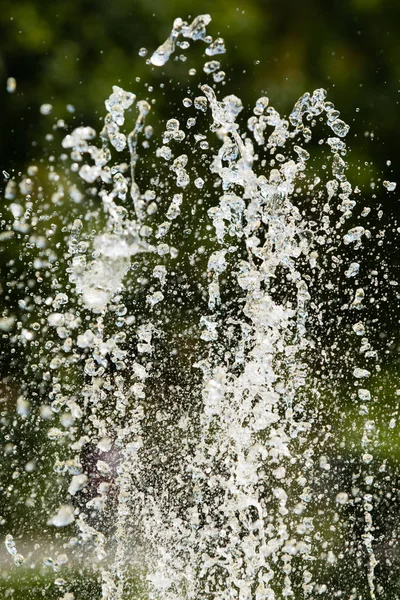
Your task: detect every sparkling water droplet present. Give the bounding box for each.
[335,492,349,504]
[194,177,204,189]
[49,505,75,527]
[205,37,226,56]
[40,103,53,115]
[345,262,360,278]
[213,70,226,83]
[353,368,371,379]
[5,534,17,556]
[203,60,220,74]
[383,180,396,191]
[352,322,365,335]
[6,77,16,93]
[13,554,25,566]
[330,118,350,137]
[150,37,175,66]
[358,389,371,401]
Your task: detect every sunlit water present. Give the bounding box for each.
[1,14,399,600]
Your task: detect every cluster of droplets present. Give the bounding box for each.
[149,15,222,68]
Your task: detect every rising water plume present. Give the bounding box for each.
[1,13,399,600]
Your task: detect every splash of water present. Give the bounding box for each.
[1,13,398,600]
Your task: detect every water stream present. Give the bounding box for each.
[1,14,399,600]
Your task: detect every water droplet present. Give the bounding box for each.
[40,103,53,115]
[205,37,226,56]
[335,492,349,504]
[383,180,396,191]
[6,77,16,93]
[330,118,350,137]
[345,262,360,278]
[353,368,371,379]
[49,505,75,527]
